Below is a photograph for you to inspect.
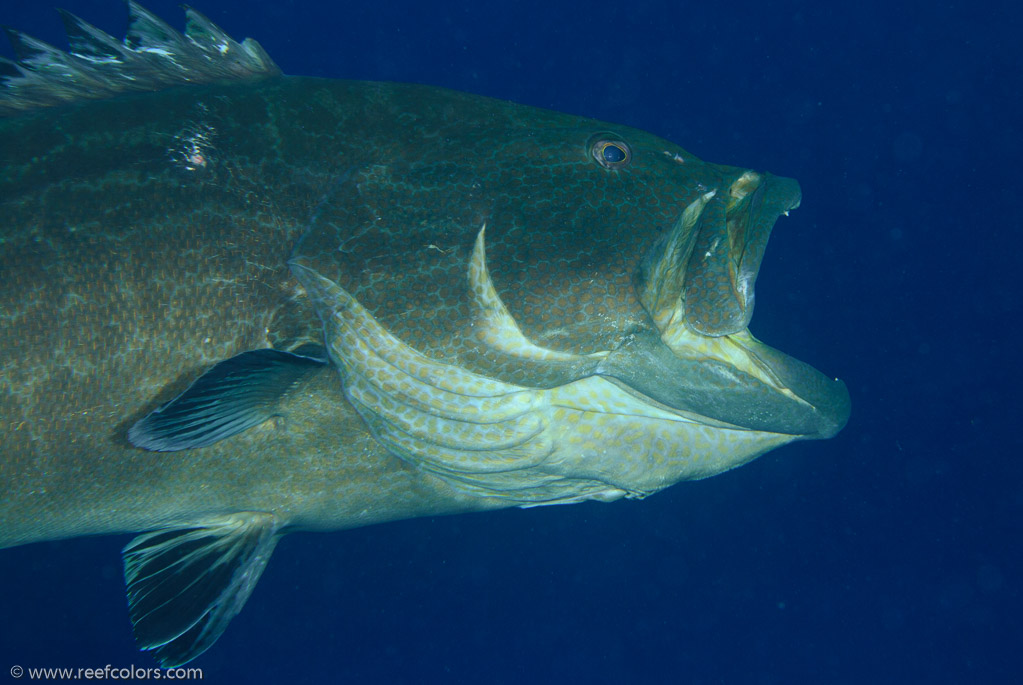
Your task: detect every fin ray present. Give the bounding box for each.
[1,2,280,116]
[123,512,281,668]
[128,347,326,452]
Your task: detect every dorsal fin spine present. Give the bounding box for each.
[0,1,280,116]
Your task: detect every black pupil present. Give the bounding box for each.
[602,144,626,163]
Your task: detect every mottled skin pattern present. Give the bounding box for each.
[1,77,839,550]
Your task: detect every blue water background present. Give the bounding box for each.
[1,1,1019,682]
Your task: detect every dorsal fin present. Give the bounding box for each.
[0,2,280,116]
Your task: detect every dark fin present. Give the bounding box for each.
[128,347,326,452]
[123,512,281,668]
[0,2,280,116]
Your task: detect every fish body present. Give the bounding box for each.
[0,3,849,666]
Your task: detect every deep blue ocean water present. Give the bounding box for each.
[1,1,1019,682]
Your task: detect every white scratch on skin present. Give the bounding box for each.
[704,237,721,260]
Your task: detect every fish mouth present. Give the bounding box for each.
[458,182,850,440]
[617,169,849,439]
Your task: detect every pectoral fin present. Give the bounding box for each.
[123,512,281,668]
[128,346,326,451]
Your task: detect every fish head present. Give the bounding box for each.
[289,84,849,502]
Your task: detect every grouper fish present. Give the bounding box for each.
[0,3,850,666]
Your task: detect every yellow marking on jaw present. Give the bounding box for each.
[661,326,805,405]
[469,224,608,361]
[549,375,691,422]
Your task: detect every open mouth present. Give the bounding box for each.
[619,170,849,438]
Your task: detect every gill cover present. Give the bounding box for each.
[289,257,632,505]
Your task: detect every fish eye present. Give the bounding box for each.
[590,138,632,169]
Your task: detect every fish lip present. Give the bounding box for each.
[810,378,851,439]
[595,328,851,439]
[740,337,851,439]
